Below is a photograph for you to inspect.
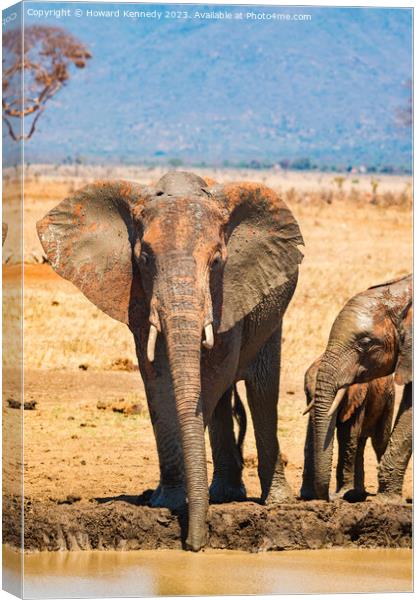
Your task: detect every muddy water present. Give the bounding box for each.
[4,546,412,598]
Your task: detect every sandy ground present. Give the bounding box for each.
[2,169,413,514]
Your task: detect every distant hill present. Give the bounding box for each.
[12,4,414,169]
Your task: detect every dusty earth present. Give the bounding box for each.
[2,168,413,551]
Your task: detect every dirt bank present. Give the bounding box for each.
[4,496,411,553]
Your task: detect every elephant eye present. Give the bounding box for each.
[357,336,372,350]
[357,336,381,352]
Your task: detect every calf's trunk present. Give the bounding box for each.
[313,358,339,500]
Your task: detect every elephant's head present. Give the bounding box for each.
[312,274,412,500]
[37,171,303,550]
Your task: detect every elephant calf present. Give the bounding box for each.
[301,355,395,501]
[307,274,412,501]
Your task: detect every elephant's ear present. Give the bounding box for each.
[339,384,367,423]
[36,181,149,324]
[395,303,412,385]
[212,182,304,333]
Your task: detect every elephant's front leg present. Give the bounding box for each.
[244,327,293,503]
[135,336,186,510]
[353,436,368,496]
[370,380,396,476]
[335,410,364,500]
[208,387,246,503]
[300,413,317,500]
[377,383,412,499]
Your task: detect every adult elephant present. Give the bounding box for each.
[311,274,412,501]
[37,171,304,551]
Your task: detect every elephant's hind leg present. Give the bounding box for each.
[209,387,246,503]
[335,408,366,500]
[378,382,412,499]
[244,327,293,504]
[371,383,395,463]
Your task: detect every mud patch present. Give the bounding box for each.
[3,496,411,553]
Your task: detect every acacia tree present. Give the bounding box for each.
[2,26,91,141]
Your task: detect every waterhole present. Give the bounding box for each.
[3,546,412,597]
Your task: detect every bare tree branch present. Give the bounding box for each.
[2,25,91,141]
[3,116,18,141]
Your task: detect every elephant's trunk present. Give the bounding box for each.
[157,271,209,551]
[313,354,340,500]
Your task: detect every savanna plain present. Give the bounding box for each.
[2,167,413,566]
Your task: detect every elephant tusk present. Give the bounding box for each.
[327,388,346,418]
[147,324,158,362]
[302,400,314,415]
[202,323,214,350]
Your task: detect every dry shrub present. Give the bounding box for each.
[377,191,413,209]
[348,188,361,204]
[97,397,144,416]
[285,187,297,204]
[319,189,334,204]
[109,358,138,372]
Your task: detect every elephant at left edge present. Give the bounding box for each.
[37,171,304,551]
